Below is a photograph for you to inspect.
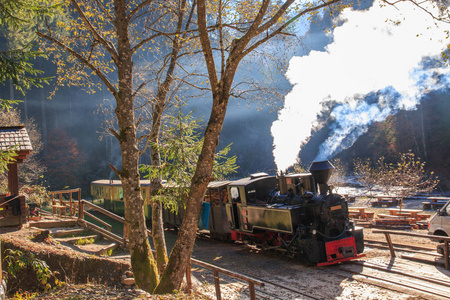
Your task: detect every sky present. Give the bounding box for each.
[271,0,450,171]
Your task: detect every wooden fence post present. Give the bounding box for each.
[79,201,84,220]
[186,257,192,294]
[384,232,396,258]
[445,240,449,270]
[213,269,221,300]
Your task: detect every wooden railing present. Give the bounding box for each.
[50,195,263,298]
[49,188,81,216]
[76,199,153,245]
[185,257,264,300]
[373,229,450,269]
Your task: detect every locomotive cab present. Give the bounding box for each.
[225,161,365,266]
[278,173,317,196]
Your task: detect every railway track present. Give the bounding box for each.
[192,255,450,299]
[192,230,449,299]
[330,259,450,299]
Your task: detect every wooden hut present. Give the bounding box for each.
[0,126,33,227]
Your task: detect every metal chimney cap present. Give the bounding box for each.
[309,160,334,172]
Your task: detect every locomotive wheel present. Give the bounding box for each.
[299,239,325,263]
[355,229,364,254]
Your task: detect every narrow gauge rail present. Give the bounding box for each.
[191,266,325,300]
[329,260,450,299]
[364,240,441,257]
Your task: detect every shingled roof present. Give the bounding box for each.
[0,126,33,152]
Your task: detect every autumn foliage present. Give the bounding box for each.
[43,129,85,190]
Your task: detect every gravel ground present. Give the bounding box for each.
[1,190,448,299]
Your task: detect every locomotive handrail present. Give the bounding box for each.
[185,257,264,300]
[373,229,450,270]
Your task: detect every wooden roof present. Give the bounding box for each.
[0,126,33,152]
[0,126,32,162]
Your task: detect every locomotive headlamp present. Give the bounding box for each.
[312,229,317,235]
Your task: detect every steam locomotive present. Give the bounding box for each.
[91,160,364,266]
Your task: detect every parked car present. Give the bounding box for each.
[428,200,450,255]
[428,200,450,237]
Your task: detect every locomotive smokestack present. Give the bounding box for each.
[309,160,334,194]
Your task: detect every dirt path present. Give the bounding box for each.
[1,222,449,299]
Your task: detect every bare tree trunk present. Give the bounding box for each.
[114,0,159,292]
[148,0,188,275]
[154,93,229,293]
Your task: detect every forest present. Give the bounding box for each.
[1,0,450,295]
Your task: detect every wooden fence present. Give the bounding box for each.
[373,229,450,269]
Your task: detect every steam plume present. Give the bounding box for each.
[271,0,450,171]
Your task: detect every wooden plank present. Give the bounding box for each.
[190,258,264,287]
[84,211,112,231]
[49,188,81,194]
[54,234,101,244]
[364,238,435,251]
[50,227,88,237]
[97,243,118,256]
[81,200,125,224]
[30,220,77,228]
[372,230,450,241]
[77,219,125,245]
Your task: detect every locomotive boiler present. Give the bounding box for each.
[224,161,364,265]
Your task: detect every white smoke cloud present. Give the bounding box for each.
[271,0,450,171]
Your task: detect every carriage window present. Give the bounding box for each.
[119,188,123,200]
[230,187,240,203]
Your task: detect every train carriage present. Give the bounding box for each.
[90,160,365,266]
[91,179,155,218]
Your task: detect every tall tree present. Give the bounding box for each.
[154,0,345,293]
[37,0,200,292]
[0,0,57,172]
[0,0,57,109]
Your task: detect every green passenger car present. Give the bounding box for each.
[90,179,155,218]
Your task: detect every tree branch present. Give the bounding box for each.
[70,0,119,64]
[37,31,118,99]
[197,0,219,94]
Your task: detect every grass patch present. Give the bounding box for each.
[74,238,95,245]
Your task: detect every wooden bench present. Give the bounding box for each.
[416,213,431,220]
[422,201,447,210]
[364,212,375,219]
[349,207,366,219]
[371,195,399,207]
[376,213,403,219]
[51,204,68,216]
[349,212,360,219]
[371,199,398,207]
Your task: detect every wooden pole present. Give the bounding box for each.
[7,163,19,195]
[213,269,221,300]
[186,257,192,294]
[69,192,73,215]
[249,282,256,300]
[445,240,449,270]
[384,233,396,258]
[399,190,405,214]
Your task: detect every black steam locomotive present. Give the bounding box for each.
[92,160,365,265]
[179,160,364,266]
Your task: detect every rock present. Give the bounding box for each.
[125,270,133,278]
[121,277,135,286]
